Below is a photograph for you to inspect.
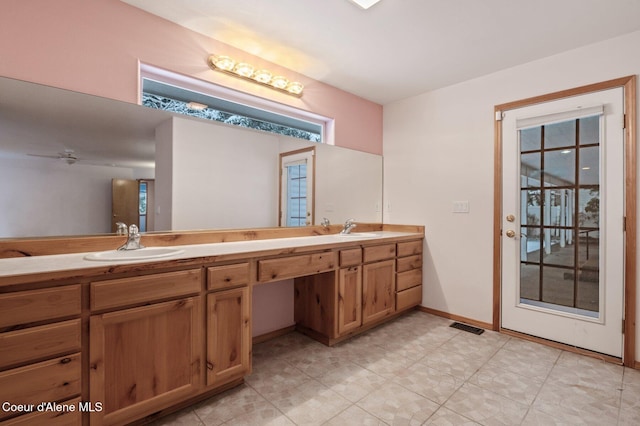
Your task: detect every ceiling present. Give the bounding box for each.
[0,77,170,169]
[121,0,640,104]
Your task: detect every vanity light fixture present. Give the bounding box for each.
[207,54,304,97]
[186,101,208,111]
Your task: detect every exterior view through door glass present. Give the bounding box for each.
[501,88,624,357]
[280,148,315,226]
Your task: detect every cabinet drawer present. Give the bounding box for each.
[258,252,336,282]
[397,269,422,292]
[91,269,201,311]
[0,354,81,421]
[0,285,80,329]
[1,397,81,426]
[396,285,422,311]
[0,319,81,369]
[397,254,422,273]
[340,248,362,267]
[363,244,396,263]
[208,263,250,290]
[397,240,423,257]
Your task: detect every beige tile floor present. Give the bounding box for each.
[152,311,640,426]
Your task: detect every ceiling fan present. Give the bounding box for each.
[27,149,80,165]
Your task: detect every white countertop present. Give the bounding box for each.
[0,231,422,279]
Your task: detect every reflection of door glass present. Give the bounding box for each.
[139,182,148,232]
[519,115,600,315]
[280,148,315,227]
[284,163,307,226]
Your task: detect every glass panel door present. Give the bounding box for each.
[501,87,624,357]
[519,116,600,317]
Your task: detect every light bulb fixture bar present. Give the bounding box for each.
[207,54,304,97]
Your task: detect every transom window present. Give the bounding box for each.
[139,64,330,143]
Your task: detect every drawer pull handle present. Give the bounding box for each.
[60,357,72,364]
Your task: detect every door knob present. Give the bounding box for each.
[505,230,516,238]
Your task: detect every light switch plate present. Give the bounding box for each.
[453,201,470,213]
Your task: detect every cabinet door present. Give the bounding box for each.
[362,260,396,325]
[89,297,202,426]
[206,287,251,387]
[338,266,362,336]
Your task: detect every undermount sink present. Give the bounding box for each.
[84,247,185,261]
[334,232,381,238]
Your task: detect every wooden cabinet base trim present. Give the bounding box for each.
[252,325,295,345]
[296,308,417,346]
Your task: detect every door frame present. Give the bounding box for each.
[493,75,637,367]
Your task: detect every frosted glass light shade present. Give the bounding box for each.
[207,54,303,97]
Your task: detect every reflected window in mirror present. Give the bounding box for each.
[139,181,148,232]
[139,66,331,143]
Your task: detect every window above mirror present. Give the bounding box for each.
[140,64,333,144]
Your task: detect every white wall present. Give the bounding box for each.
[154,119,174,231]
[383,30,640,359]
[0,157,143,237]
[314,143,383,225]
[156,116,280,231]
[278,138,384,225]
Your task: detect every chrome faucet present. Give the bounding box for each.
[115,222,128,236]
[339,218,357,234]
[321,217,331,229]
[118,224,145,251]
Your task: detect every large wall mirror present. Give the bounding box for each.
[0,77,383,239]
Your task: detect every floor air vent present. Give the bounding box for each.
[450,322,484,335]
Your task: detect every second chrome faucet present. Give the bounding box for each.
[339,218,357,234]
[116,223,145,250]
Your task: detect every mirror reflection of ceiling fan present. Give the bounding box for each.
[27,149,81,165]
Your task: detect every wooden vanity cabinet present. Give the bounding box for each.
[206,263,251,387]
[88,270,203,426]
[0,285,82,425]
[396,240,423,311]
[337,266,362,335]
[0,227,424,425]
[362,259,396,325]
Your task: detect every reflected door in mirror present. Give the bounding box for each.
[280,148,315,226]
[111,179,155,232]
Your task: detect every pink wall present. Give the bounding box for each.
[0,0,382,154]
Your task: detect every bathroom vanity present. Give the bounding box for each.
[0,224,423,425]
